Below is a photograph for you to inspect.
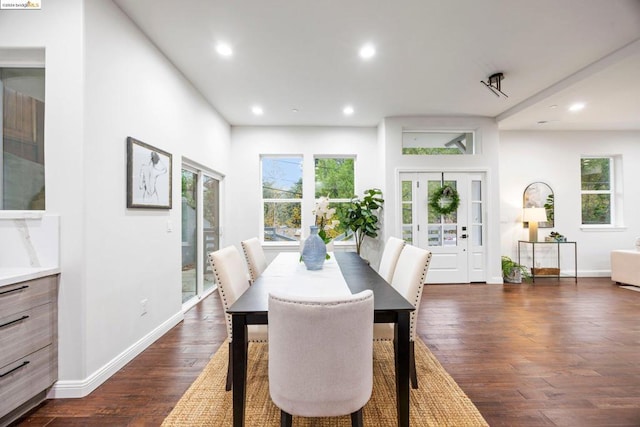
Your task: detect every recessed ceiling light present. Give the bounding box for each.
[343,105,354,115]
[291,108,299,113]
[251,105,263,115]
[359,44,376,60]
[215,42,233,57]
[568,102,585,112]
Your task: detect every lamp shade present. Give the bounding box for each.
[523,207,547,223]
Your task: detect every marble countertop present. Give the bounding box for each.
[0,267,61,287]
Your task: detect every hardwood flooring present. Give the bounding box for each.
[15,277,640,426]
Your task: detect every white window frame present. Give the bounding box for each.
[261,155,303,245]
[580,155,624,230]
[313,155,356,245]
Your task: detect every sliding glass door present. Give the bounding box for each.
[181,168,198,302]
[181,164,221,304]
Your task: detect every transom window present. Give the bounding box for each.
[402,131,475,155]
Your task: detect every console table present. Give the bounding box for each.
[517,240,577,283]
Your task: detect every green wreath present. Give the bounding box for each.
[429,185,460,216]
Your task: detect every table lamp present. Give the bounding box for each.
[523,207,547,242]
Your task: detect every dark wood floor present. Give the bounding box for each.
[15,277,640,426]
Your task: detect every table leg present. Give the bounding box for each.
[232,314,248,427]
[395,312,411,427]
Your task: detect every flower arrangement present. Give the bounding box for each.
[313,196,340,245]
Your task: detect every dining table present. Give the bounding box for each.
[227,251,415,427]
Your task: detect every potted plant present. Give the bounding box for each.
[341,188,384,256]
[501,256,531,284]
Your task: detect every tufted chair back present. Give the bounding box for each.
[377,236,406,283]
[390,244,432,342]
[268,290,374,426]
[241,237,269,283]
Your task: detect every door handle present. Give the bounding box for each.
[461,234,468,239]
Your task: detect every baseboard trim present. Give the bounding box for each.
[48,310,184,399]
[578,270,611,278]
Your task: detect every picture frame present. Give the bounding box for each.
[127,137,172,209]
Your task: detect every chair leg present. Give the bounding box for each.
[351,408,364,427]
[410,340,418,389]
[225,341,232,391]
[280,410,293,427]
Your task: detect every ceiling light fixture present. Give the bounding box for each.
[359,44,376,60]
[480,72,508,98]
[215,42,233,57]
[343,105,354,115]
[251,105,264,115]
[569,102,585,112]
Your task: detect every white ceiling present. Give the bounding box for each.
[113,0,640,130]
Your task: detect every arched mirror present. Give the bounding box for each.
[523,182,554,228]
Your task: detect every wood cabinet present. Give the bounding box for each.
[0,274,58,426]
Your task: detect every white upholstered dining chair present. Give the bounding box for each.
[241,237,269,283]
[268,290,374,427]
[208,246,268,391]
[377,236,406,283]
[374,244,432,389]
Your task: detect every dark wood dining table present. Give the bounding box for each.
[227,251,415,426]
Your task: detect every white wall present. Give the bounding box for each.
[500,130,640,276]
[1,0,230,395]
[78,0,230,390]
[381,116,503,283]
[0,0,87,382]
[228,126,379,260]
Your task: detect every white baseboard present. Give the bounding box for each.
[48,310,184,399]
[578,270,611,278]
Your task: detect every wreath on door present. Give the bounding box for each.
[429,185,460,216]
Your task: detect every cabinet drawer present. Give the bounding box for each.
[0,303,54,368]
[0,345,57,419]
[0,275,57,317]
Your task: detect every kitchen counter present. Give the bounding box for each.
[0,267,61,287]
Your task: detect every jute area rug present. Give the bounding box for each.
[163,339,488,426]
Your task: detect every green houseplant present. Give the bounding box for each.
[341,188,384,256]
[501,256,531,284]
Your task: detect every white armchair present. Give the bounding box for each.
[241,237,269,283]
[208,246,268,391]
[377,236,406,283]
[374,244,432,389]
[268,290,374,427]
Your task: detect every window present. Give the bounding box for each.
[402,131,475,155]
[580,157,614,225]
[314,157,354,241]
[1,68,45,210]
[181,165,221,304]
[262,156,303,241]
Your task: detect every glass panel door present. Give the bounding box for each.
[181,169,197,303]
[202,175,219,292]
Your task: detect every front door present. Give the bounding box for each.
[400,172,486,283]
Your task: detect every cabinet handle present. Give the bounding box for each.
[0,315,30,329]
[0,361,30,378]
[0,285,29,296]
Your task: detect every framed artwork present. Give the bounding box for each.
[127,137,172,209]
[523,181,554,228]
